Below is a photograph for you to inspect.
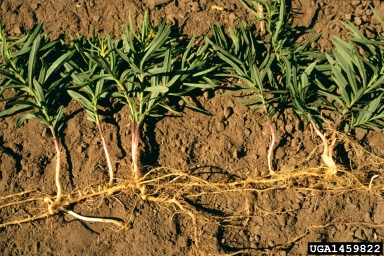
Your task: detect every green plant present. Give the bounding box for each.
[65,32,115,186]
[0,21,75,212]
[286,29,384,174]
[239,0,320,64]
[78,11,216,191]
[206,23,287,175]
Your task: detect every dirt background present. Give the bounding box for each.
[1,0,384,255]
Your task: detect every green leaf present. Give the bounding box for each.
[140,22,170,69]
[0,69,24,84]
[0,104,32,117]
[1,34,11,66]
[8,100,40,109]
[159,103,182,115]
[21,21,43,51]
[33,79,46,103]
[45,50,75,83]
[52,105,64,129]
[15,113,37,128]
[67,90,93,111]
[28,34,41,87]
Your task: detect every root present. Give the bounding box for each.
[266,117,276,175]
[309,116,337,175]
[60,207,126,228]
[0,213,50,228]
[1,156,384,253]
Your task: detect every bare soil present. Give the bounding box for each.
[1,0,384,255]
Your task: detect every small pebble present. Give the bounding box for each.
[230,3,236,10]
[18,170,25,178]
[189,2,200,12]
[359,46,369,58]
[229,13,236,23]
[244,128,251,137]
[323,8,331,16]
[355,7,364,16]
[354,17,363,26]
[13,26,22,34]
[232,150,238,159]
[366,9,373,16]
[365,26,375,38]
[223,107,233,119]
[351,0,361,7]
[362,15,369,23]
[334,25,341,33]
[93,15,101,22]
[216,121,225,131]
[344,14,352,21]
[285,123,294,133]
[203,90,211,100]
[41,129,47,138]
[344,142,351,151]
[113,113,121,122]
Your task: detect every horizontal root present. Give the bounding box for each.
[61,207,126,228]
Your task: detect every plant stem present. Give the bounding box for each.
[266,116,275,175]
[47,126,63,214]
[131,121,142,181]
[96,120,114,186]
[258,3,265,34]
[50,127,62,201]
[131,121,147,196]
[308,115,337,174]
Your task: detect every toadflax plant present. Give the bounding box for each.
[65,32,115,186]
[0,21,74,212]
[286,29,384,174]
[239,0,320,66]
[79,11,216,192]
[206,23,287,175]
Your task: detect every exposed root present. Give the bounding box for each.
[0,213,50,228]
[309,116,337,175]
[60,207,126,228]
[1,152,384,253]
[266,117,276,175]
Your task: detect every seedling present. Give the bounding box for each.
[240,0,320,66]
[206,23,287,175]
[240,0,290,59]
[81,11,216,192]
[284,56,332,170]
[65,33,115,186]
[0,21,74,212]
[286,29,384,174]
